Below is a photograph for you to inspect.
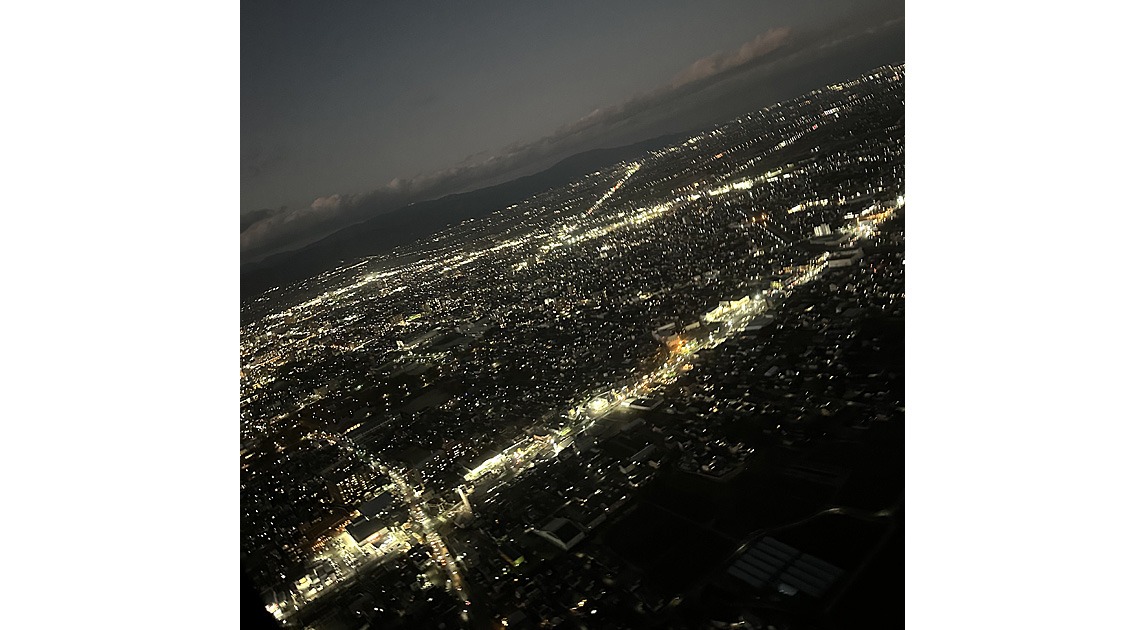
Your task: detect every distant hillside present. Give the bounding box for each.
[240,132,690,298]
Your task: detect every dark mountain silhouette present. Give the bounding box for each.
[240,132,690,298]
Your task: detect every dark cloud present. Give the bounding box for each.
[241,13,902,261]
[239,206,281,232]
[670,28,793,89]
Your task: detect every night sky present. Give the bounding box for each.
[242,0,904,260]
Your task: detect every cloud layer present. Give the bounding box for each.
[241,16,900,261]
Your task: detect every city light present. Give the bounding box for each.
[241,64,905,626]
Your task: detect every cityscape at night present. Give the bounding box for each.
[11,3,1145,629]
[241,66,905,629]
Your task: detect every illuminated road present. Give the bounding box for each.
[383,465,470,600]
[450,252,831,507]
[322,431,471,604]
[586,162,641,215]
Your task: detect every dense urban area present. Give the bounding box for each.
[241,64,905,630]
